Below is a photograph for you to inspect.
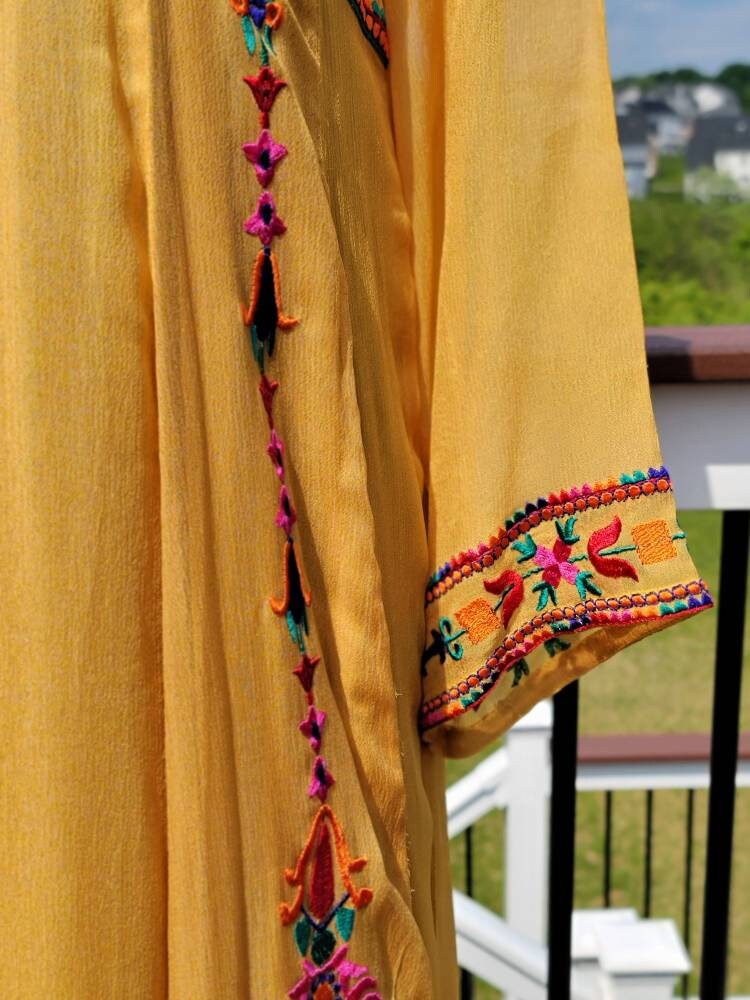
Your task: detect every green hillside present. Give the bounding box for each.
[630,197,750,325]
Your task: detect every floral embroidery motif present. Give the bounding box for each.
[280,805,376,979]
[276,484,298,534]
[309,756,336,802]
[425,468,680,604]
[483,569,524,628]
[419,616,466,676]
[420,579,713,730]
[586,517,640,582]
[299,705,326,752]
[455,598,502,644]
[243,128,288,186]
[245,66,286,126]
[478,513,644,615]
[228,3,380,993]
[260,373,280,423]
[289,944,377,1000]
[269,539,312,650]
[244,191,287,243]
[420,465,714,732]
[631,518,679,564]
[243,248,298,372]
[288,945,380,1000]
[235,0,284,60]
[344,0,390,68]
[294,652,321,693]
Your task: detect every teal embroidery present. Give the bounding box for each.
[295,917,311,956]
[241,14,257,56]
[420,580,714,732]
[335,906,356,941]
[556,516,580,545]
[420,616,466,674]
[511,659,530,687]
[544,637,571,657]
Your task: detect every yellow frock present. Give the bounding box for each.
[0,0,713,997]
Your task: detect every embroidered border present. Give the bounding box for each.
[419,579,714,731]
[344,0,390,67]
[227,4,382,995]
[425,467,674,604]
[421,465,715,732]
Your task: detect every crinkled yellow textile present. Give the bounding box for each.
[0,0,712,997]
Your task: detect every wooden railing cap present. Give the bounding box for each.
[578,731,750,764]
[646,325,750,383]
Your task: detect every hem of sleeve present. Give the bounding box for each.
[418,465,714,758]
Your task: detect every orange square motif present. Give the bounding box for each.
[455,598,502,644]
[631,519,678,565]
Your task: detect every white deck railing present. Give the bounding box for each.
[448,702,750,998]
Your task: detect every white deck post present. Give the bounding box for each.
[505,700,553,946]
[596,919,691,1000]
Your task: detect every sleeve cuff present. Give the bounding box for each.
[419,465,714,756]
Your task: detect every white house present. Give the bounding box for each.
[613,81,743,157]
[685,115,750,200]
[616,113,656,198]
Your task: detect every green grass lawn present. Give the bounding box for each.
[446,510,750,997]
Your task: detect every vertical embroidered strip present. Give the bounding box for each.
[227,3,382,996]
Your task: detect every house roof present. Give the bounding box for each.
[616,112,649,146]
[639,98,679,118]
[686,115,750,169]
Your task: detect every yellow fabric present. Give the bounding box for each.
[0,1,711,997]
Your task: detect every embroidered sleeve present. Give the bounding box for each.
[420,467,713,755]
[382,2,716,755]
[227,3,382,995]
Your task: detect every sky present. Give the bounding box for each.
[605,0,750,78]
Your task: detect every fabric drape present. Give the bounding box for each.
[0,1,711,996]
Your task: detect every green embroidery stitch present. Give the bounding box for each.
[511,659,530,687]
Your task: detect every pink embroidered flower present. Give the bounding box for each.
[242,129,288,187]
[288,944,381,1000]
[266,427,285,479]
[244,191,286,244]
[308,755,335,802]
[299,704,326,752]
[275,484,297,535]
[533,538,579,588]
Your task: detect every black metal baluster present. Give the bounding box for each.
[683,788,695,1000]
[460,826,474,1000]
[547,680,579,1000]
[699,510,750,999]
[603,790,613,908]
[644,789,654,918]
